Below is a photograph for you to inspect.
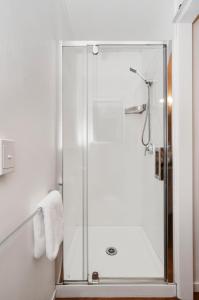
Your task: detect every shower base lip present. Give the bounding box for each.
[56,282,176,298]
[62,278,165,285]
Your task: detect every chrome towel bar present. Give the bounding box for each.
[0,207,42,247]
[0,190,58,247]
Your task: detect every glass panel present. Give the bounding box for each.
[87,45,165,281]
[62,46,87,281]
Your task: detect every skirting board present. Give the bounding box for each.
[56,283,176,298]
[194,282,199,292]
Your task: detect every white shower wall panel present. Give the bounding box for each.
[87,46,164,241]
[87,47,146,227]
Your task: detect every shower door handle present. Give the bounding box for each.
[155,147,164,180]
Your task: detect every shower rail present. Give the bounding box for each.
[0,207,41,247]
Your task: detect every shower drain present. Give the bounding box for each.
[106,247,117,256]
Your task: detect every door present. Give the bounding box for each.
[87,44,167,283]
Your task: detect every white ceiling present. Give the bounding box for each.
[64,0,174,41]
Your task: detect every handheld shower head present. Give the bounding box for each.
[129,66,153,150]
[129,67,147,83]
[129,67,137,73]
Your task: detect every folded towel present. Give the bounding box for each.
[33,190,64,261]
[33,209,46,259]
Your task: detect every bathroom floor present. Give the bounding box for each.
[56,298,177,300]
[65,226,163,280]
[56,294,199,300]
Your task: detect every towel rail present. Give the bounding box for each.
[0,208,41,247]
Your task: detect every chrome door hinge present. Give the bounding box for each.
[91,271,99,284]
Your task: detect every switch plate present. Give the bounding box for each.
[0,139,15,175]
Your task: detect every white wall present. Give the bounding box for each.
[172,22,193,300]
[64,0,173,41]
[0,1,71,299]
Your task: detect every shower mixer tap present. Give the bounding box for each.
[144,143,154,156]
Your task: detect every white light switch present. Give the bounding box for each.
[0,140,15,175]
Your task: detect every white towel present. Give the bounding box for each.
[33,190,64,261]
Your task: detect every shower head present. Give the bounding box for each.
[129,67,152,85]
[129,67,137,73]
[129,67,146,83]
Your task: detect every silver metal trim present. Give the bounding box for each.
[63,278,166,285]
[60,41,172,285]
[167,52,173,283]
[83,47,89,281]
[96,277,165,285]
[125,104,146,114]
[163,44,168,282]
[62,280,88,285]
[61,41,167,47]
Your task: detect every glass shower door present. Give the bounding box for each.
[62,46,88,281]
[87,44,167,282]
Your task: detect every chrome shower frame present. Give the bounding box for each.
[58,40,173,286]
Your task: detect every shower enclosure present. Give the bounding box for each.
[61,42,169,284]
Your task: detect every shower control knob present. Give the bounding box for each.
[145,143,154,155]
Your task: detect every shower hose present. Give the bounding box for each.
[142,82,152,147]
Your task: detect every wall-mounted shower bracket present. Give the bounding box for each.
[145,143,154,155]
[92,45,99,55]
